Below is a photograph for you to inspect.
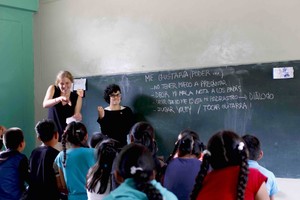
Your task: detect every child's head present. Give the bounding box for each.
[242,134,261,161]
[178,129,205,158]
[167,129,205,163]
[95,139,118,173]
[61,122,88,167]
[62,121,88,147]
[87,139,118,194]
[177,133,194,157]
[130,121,157,155]
[207,130,248,169]
[35,119,58,144]
[3,127,25,151]
[89,132,109,148]
[115,143,163,200]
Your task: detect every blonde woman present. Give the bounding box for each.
[43,71,82,141]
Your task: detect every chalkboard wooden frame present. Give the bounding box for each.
[82,60,300,178]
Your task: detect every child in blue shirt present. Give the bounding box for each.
[0,127,29,200]
[55,122,96,200]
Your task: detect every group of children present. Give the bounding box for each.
[0,120,278,200]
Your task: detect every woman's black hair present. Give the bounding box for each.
[61,121,88,167]
[116,143,163,200]
[103,84,121,104]
[190,130,249,200]
[86,139,118,194]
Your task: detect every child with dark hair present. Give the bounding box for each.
[104,143,177,200]
[163,130,203,200]
[130,121,166,181]
[25,119,60,200]
[0,127,29,200]
[166,129,205,163]
[242,134,279,200]
[97,84,135,149]
[55,121,96,200]
[190,130,269,200]
[89,132,109,148]
[86,139,118,199]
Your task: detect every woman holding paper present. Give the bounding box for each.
[43,70,82,141]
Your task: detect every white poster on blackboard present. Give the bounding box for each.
[273,67,294,79]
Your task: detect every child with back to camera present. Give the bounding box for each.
[86,138,118,200]
[104,143,178,200]
[163,129,204,200]
[25,119,60,200]
[0,127,29,200]
[165,129,205,163]
[129,121,166,183]
[54,121,96,200]
[190,130,269,200]
[89,132,109,148]
[242,134,279,200]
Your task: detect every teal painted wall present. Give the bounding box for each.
[0,0,38,11]
[0,4,36,156]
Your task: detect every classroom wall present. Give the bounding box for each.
[34,0,300,121]
[34,0,300,198]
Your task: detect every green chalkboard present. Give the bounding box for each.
[81,60,300,178]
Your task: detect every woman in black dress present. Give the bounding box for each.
[97,84,134,149]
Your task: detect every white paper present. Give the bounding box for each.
[273,67,294,79]
[73,78,86,90]
[66,116,77,124]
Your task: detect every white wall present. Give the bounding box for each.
[34,0,300,198]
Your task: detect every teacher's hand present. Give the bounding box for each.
[73,113,82,121]
[59,96,72,106]
[97,106,105,119]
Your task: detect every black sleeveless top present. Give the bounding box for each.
[48,86,78,141]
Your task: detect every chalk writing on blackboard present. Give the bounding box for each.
[144,69,274,115]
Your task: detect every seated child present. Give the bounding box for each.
[26,119,61,200]
[0,127,29,200]
[55,121,96,200]
[190,130,269,200]
[86,138,118,200]
[242,134,279,199]
[104,143,178,200]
